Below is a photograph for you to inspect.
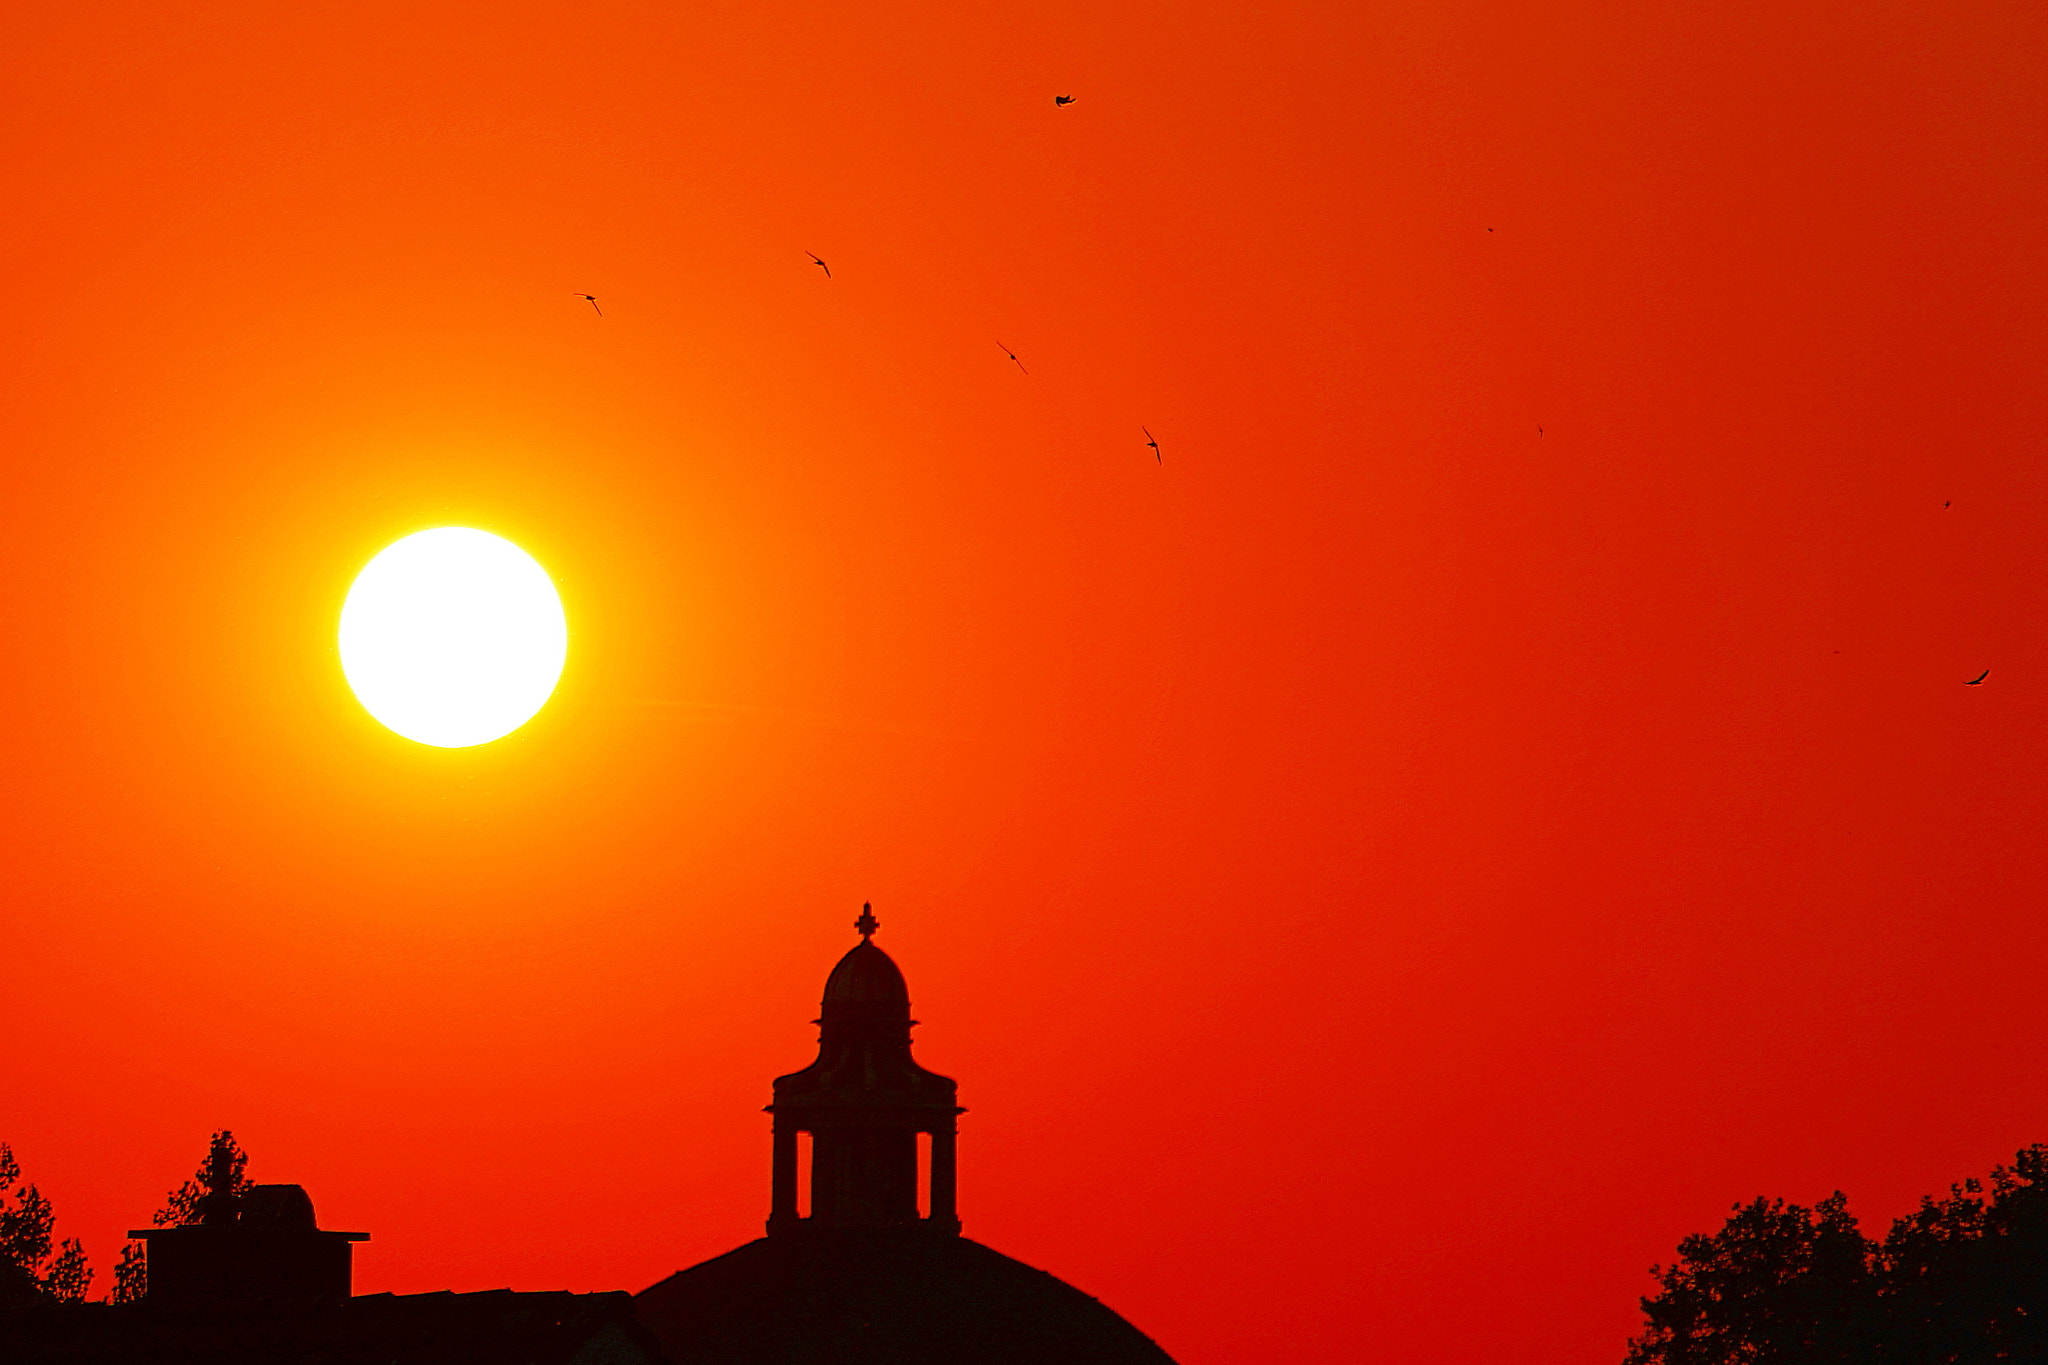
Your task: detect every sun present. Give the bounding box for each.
[338,527,568,748]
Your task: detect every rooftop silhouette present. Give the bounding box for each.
[4,907,1173,1364]
[129,1179,366,1307]
[634,906,1176,1364]
[3,1139,663,1364]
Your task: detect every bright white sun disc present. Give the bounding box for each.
[339,527,568,748]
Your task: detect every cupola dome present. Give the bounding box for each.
[820,940,909,1010]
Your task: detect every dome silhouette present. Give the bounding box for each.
[634,905,1175,1364]
[820,941,908,1009]
[635,1232,1174,1365]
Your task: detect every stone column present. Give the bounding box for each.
[929,1123,959,1232]
[768,1123,799,1232]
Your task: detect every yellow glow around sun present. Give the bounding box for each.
[339,528,567,748]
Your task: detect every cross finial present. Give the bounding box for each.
[855,902,879,940]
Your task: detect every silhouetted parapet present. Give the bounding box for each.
[0,1289,665,1365]
[130,1183,366,1306]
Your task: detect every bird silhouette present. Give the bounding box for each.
[1054,95,1076,106]
[1944,500,1951,509]
[1966,669,1990,685]
[807,252,831,279]
[1143,427,1161,462]
[996,341,1027,374]
[574,293,601,316]
[1538,426,1544,437]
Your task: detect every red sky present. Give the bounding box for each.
[2,1,2043,1360]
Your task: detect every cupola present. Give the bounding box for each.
[766,905,962,1236]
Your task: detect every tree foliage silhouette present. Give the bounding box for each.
[109,1129,251,1304]
[1628,1145,2048,1365]
[1879,1146,2048,1363]
[0,1143,93,1306]
[1625,1192,1874,1364]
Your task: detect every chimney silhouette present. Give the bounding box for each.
[766,905,962,1236]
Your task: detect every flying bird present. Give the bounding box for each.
[1944,500,1951,509]
[574,293,601,316]
[1143,427,1160,462]
[1054,95,1076,106]
[807,252,831,279]
[1965,669,1990,685]
[996,341,1027,374]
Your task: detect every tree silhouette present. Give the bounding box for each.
[109,1129,251,1304]
[1629,1146,2048,1365]
[1879,1146,2048,1363]
[108,1241,145,1306]
[0,1143,93,1306]
[1626,1192,1875,1364]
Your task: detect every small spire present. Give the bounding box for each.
[855,902,879,940]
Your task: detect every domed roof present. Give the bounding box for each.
[821,940,909,1008]
[240,1184,317,1231]
[634,1232,1176,1365]
[772,911,956,1174]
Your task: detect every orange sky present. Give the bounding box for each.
[2,1,2043,1359]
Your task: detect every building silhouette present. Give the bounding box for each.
[634,907,1176,1364]
[768,902,961,1238]
[3,906,1176,1364]
[4,1160,659,1364]
[129,1138,366,1307]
